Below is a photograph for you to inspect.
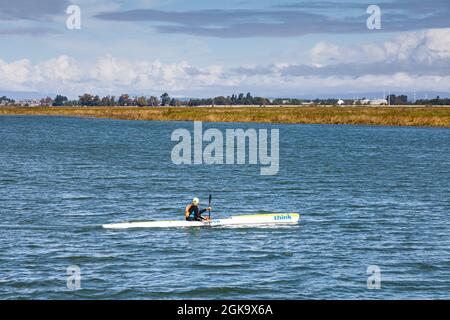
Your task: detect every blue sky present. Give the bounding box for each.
[1,0,449,98]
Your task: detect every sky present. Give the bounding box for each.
[0,0,449,98]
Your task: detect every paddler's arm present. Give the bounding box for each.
[200,207,212,221]
[199,207,211,214]
[185,205,192,220]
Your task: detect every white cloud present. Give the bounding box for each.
[34,55,81,83]
[310,42,365,65]
[0,54,231,96]
[0,58,31,91]
[310,28,450,65]
[89,55,137,85]
[0,28,449,97]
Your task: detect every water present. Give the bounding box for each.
[0,116,449,299]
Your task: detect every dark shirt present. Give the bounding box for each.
[186,205,207,221]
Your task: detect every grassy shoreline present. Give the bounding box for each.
[1,106,450,128]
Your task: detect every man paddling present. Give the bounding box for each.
[185,197,211,221]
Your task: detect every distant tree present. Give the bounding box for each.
[170,98,182,106]
[387,94,408,105]
[187,98,200,106]
[245,92,253,104]
[415,96,450,106]
[40,97,53,106]
[214,96,228,105]
[136,96,147,107]
[231,94,237,104]
[52,95,68,106]
[160,93,171,106]
[79,93,95,106]
[65,100,78,107]
[253,97,270,105]
[93,95,100,106]
[118,94,132,106]
[100,95,113,106]
[147,96,160,107]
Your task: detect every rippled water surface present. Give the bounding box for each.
[1,116,449,299]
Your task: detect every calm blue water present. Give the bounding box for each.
[0,116,449,299]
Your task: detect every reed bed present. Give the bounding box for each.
[1,106,449,128]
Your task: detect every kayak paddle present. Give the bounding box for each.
[208,194,212,220]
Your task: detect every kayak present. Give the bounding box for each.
[102,213,299,229]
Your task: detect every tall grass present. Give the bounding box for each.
[1,106,449,127]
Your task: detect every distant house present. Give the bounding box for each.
[337,99,345,106]
[353,98,388,106]
[355,99,371,105]
[0,97,15,106]
[17,99,41,107]
[369,99,388,105]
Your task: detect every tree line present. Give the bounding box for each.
[47,92,272,107]
[2,93,450,107]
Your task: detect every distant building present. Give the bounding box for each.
[337,99,345,106]
[0,97,15,106]
[369,99,388,105]
[355,99,371,105]
[17,99,41,107]
[353,98,388,106]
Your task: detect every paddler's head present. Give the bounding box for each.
[192,197,200,206]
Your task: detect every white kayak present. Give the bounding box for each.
[102,213,299,229]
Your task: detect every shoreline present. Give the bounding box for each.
[1,106,450,128]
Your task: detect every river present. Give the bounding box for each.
[0,116,449,299]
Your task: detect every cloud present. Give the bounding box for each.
[277,0,448,13]
[95,9,348,38]
[1,29,449,96]
[0,0,70,36]
[94,0,450,38]
[34,55,82,83]
[0,54,231,96]
[0,58,31,91]
[233,28,450,79]
[0,0,70,20]
[309,28,450,65]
